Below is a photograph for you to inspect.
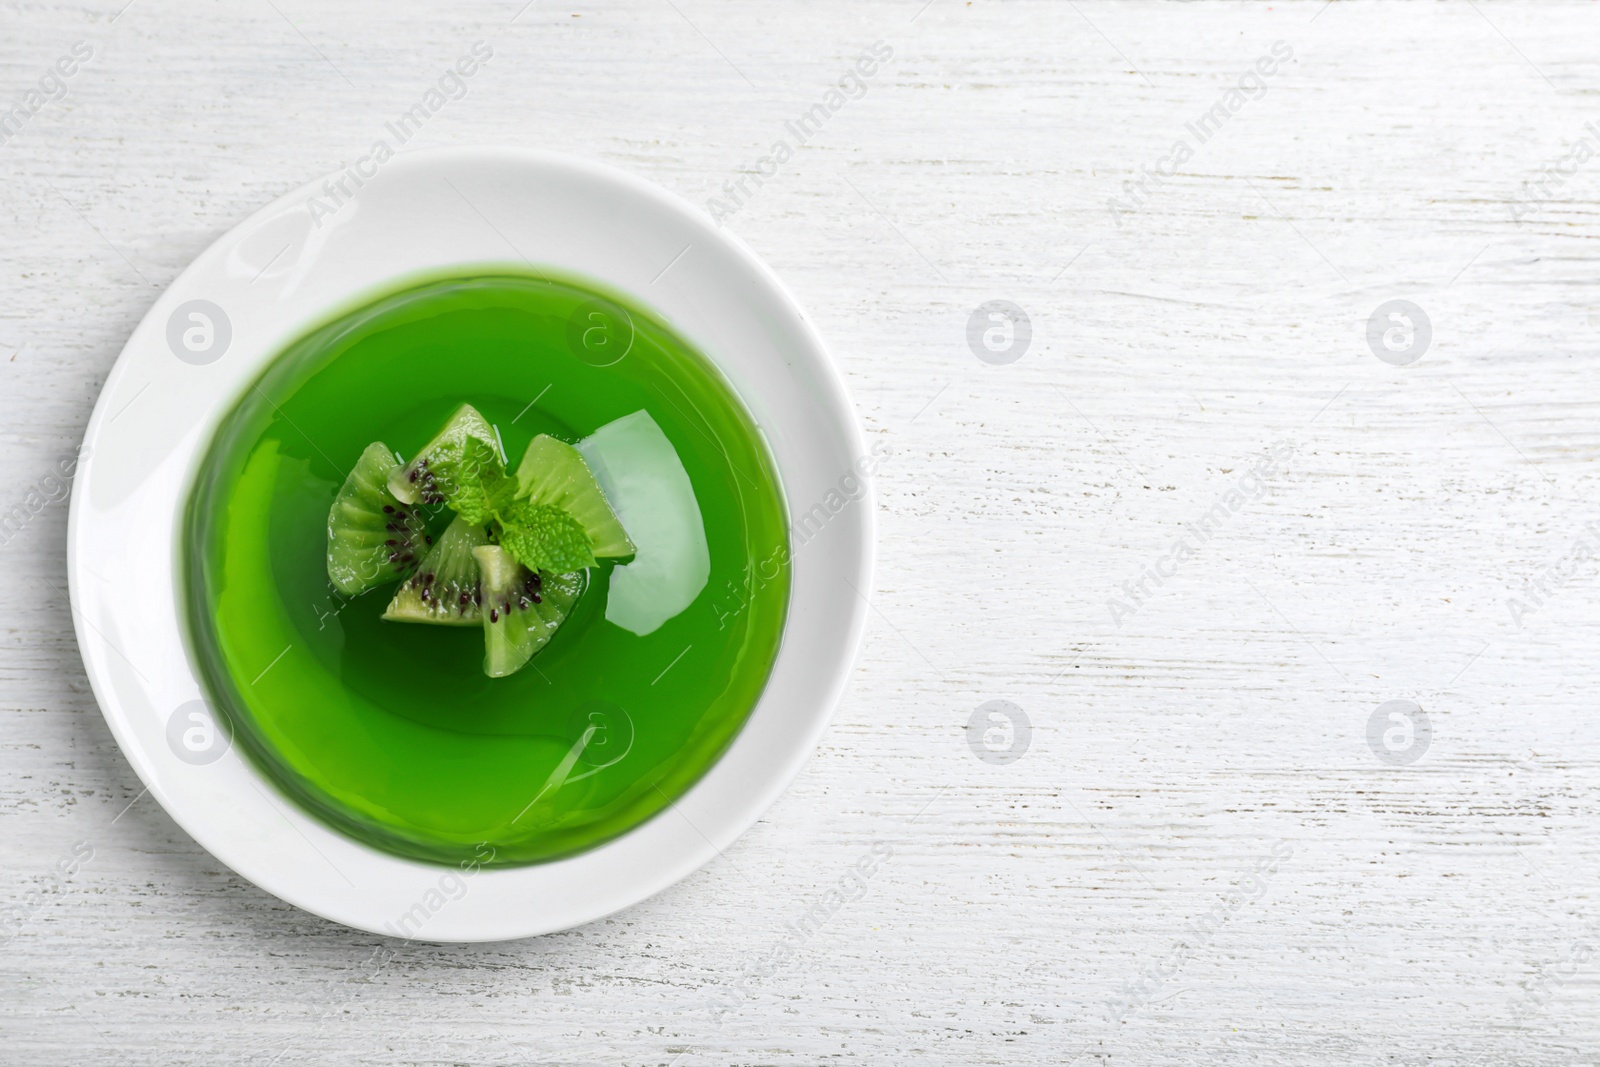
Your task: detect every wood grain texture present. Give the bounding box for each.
[4,0,1600,1063]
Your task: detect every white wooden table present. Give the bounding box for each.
[4,1,1599,1063]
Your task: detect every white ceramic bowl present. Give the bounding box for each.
[67,148,873,940]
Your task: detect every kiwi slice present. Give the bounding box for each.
[382,515,490,626]
[326,442,428,596]
[513,434,635,559]
[388,403,500,506]
[474,545,586,678]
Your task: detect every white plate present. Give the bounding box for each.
[67,148,873,941]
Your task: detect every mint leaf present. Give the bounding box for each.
[498,502,596,574]
[449,482,494,526]
[439,435,598,574]
[443,437,510,524]
[484,466,520,514]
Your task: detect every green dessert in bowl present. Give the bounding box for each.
[184,272,790,867]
